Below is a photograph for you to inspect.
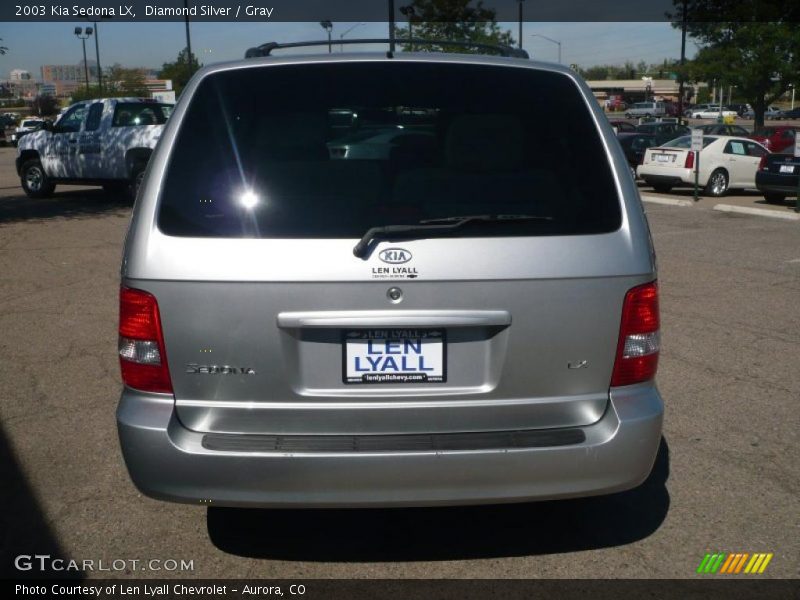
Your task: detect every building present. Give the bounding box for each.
[585,79,693,106]
[9,69,32,81]
[41,61,99,85]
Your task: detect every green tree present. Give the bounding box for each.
[158,48,201,95]
[671,1,800,126]
[580,65,611,80]
[394,0,515,54]
[31,95,59,117]
[0,38,8,55]
[107,64,150,97]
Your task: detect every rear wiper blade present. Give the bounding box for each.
[352,214,552,258]
[419,213,552,225]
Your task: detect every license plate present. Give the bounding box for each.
[779,164,795,173]
[343,329,446,384]
[655,154,674,163]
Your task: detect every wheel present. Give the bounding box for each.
[20,159,55,198]
[128,164,146,200]
[652,184,673,193]
[704,168,729,197]
[763,193,786,204]
[630,166,637,180]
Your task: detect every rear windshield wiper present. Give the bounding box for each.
[352,214,552,258]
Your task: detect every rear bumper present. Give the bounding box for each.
[756,172,798,194]
[117,385,663,508]
[637,169,693,187]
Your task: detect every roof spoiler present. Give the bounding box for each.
[244,39,529,59]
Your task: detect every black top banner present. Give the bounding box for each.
[3,0,800,22]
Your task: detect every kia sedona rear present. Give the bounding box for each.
[116,50,663,508]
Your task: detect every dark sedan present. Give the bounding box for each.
[616,132,659,178]
[635,122,691,146]
[755,151,799,204]
[699,124,751,136]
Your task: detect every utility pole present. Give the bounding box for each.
[184,0,193,70]
[678,0,687,122]
[388,0,396,53]
[518,1,525,49]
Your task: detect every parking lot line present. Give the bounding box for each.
[640,195,694,207]
[712,204,800,221]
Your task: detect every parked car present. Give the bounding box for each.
[16,98,173,199]
[777,107,800,120]
[726,104,750,117]
[10,118,44,146]
[749,126,798,153]
[635,122,691,145]
[743,106,782,120]
[638,135,769,196]
[327,129,436,160]
[116,43,664,509]
[755,151,800,204]
[616,132,658,178]
[699,124,751,136]
[625,101,667,119]
[690,105,738,119]
[608,119,636,133]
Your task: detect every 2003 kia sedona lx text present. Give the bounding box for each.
[116,44,663,507]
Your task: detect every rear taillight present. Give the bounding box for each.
[684,151,695,169]
[610,281,660,387]
[758,155,768,171]
[119,287,173,393]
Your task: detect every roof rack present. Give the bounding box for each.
[244,39,529,59]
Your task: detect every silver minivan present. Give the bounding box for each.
[625,101,667,119]
[117,45,663,508]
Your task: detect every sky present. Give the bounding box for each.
[0,21,698,79]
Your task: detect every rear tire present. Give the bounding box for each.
[763,193,786,204]
[704,169,729,197]
[20,159,55,199]
[128,164,146,201]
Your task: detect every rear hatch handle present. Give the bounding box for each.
[277,310,511,329]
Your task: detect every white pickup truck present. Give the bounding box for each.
[16,97,173,198]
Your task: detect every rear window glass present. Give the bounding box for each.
[112,103,172,127]
[158,62,621,238]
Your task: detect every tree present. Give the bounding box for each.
[31,95,59,117]
[0,38,8,55]
[158,48,201,95]
[107,64,151,97]
[394,0,515,54]
[671,1,800,126]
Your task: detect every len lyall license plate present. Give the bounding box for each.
[343,329,446,384]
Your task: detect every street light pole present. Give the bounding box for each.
[388,0,396,53]
[74,27,93,92]
[340,23,366,52]
[518,1,524,50]
[530,34,562,64]
[320,20,333,53]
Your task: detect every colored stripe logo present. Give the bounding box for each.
[697,553,773,574]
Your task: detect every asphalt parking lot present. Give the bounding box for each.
[0,145,798,579]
